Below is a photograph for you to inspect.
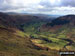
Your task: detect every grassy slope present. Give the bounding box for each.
[0,13,75,56]
[29,24,75,51]
[28,15,75,51]
[0,26,59,56]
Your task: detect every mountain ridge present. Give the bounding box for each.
[40,14,75,32]
[0,12,75,56]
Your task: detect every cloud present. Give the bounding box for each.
[47,6,75,15]
[0,0,42,12]
[0,0,75,15]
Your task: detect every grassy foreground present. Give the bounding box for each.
[0,27,59,56]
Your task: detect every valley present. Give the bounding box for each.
[0,12,75,56]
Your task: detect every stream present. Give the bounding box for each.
[62,39,74,49]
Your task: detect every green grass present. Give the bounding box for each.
[0,18,75,56]
[0,27,59,56]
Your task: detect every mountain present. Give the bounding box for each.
[49,15,75,26]
[32,15,75,51]
[6,12,61,18]
[0,12,53,30]
[7,12,59,20]
[0,12,75,56]
[40,15,75,32]
[0,26,58,56]
[0,12,59,56]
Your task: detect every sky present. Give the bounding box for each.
[0,0,75,15]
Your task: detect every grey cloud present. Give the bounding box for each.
[61,0,75,7]
[39,0,75,7]
[0,0,75,15]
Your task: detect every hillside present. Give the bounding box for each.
[0,26,60,56]
[0,12,52,30]
[0,13,75,56]
[40,15,75,31]
[31,15,75,51]
[0,12,59,56]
